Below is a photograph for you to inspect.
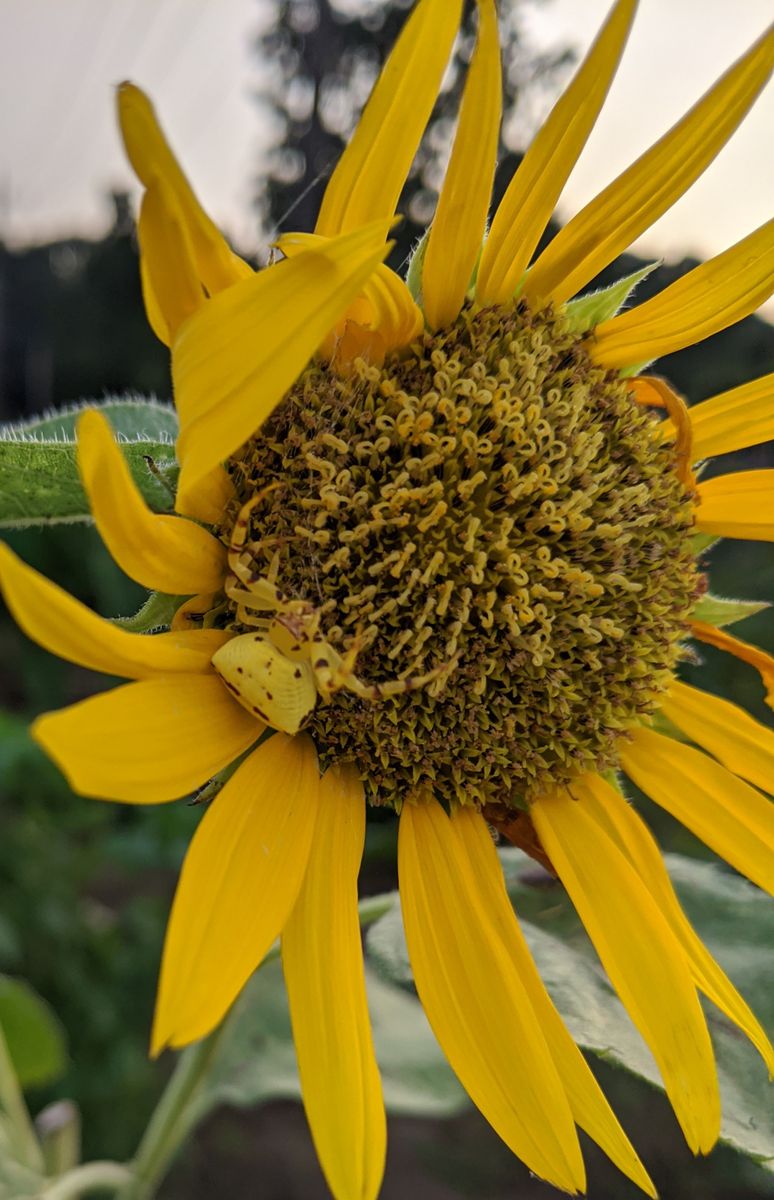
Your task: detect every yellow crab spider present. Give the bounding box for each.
[212,490,454,734]
[213,610,452,736]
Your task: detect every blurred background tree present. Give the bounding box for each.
[0,2,773,1196]
[253,0,572,255]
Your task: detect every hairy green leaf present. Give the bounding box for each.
[1,396,178,442]
[113,592,188,633]
[0,397,179,529]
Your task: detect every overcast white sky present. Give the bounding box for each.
[0,0,772,285]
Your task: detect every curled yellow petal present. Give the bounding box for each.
[152,734,319,1053]
[695,468,774,541]
[282,766,386,1200]
[661,679,774,794]
[32,676,261,804]
[575,772,774,1076]
[314,0,463,237]
[117,82,252,294]
[478,0,637,307]
[175,463,236,527]
[174,219,393,504]
[423,0,501,329]
[591,220,774,370]
[0,541,228,679]
[77,409,226,595]
[137,178,203,346]
[690,621,774,708]
[399,799,585,1194]
[276,232,422,353]
[532,787,720,1155]
[526,25,774,308]
[452,805,656,1197]
[682,373,774,460]
[628,375,695,488]
[621,726,774,896]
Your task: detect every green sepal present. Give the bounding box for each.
[0,396,179,529]
[692,594,769,628]
[564,261,660,333]
[691,531,720,555]
[405,228,430,304]
[648,710,692,743]
[113,591,190,633]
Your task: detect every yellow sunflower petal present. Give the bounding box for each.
[77,409,226,595]
[137,178,203,346]
[682,373,774,460]
[532,787,720,1155]
[423,0,501,329]
[690,621,774,709]
[575,773,774,1075]
[525,25,774,308]
[0,542,228,679]
[282,766,386,1200]
[452,805,656,1197]
[276,233,423,352]
[173,219,394,505]
[477,0,636,307]
[630,375,696,487]
[152,733,319,1053]
[314,0,463,237]
[117,82,252,294]
[621,726,774,895]
[399,799,585,1194]
[174,463,236,526]
[591,220,774,370]
[32,676,261,804]
[357,262,424,350]
[661,680,774,795]
[695,469,774,541]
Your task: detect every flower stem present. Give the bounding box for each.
[117,890,397,1199]
[118,1024,227,1200]
[41,1161,134,1199]
[0,1020,44,1173]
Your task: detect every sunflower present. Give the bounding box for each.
[2,0,774,1195]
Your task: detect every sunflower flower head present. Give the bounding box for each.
[219,297,700,810]
[2,2,774,1198]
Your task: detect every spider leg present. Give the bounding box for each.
[227,483,282,571]
[225,574,286,612]
[308,637,456,702]
[345,658,455,700]
[234,605,272,631]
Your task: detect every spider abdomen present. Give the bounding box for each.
[212,633,317,735]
